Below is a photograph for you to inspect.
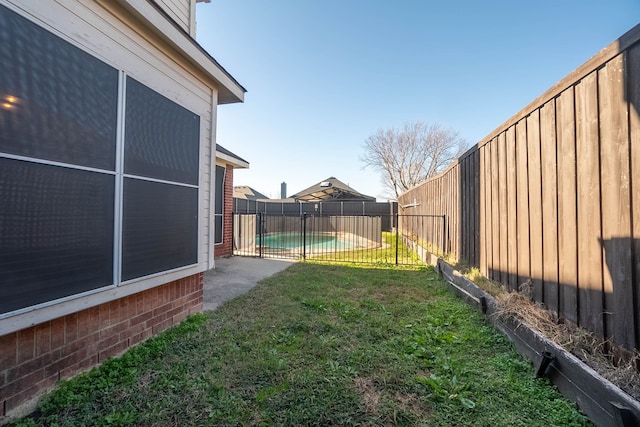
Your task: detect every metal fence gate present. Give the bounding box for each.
[233,213,445,266]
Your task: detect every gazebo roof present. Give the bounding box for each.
[291,177,375,202]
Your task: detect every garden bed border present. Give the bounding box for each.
[436,259,640,427]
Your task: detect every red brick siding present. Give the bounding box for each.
[214,164,234,257]
[0,273,203,421]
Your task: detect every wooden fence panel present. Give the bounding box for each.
[541,100,559,313]
[629,43,640,351]
[515,119,530,288]
[556,87,579,325]
[506,126,518,291]
[398,23,640,354]
[598,53,634,350]
[575,71,604,336]
[527,110,543,301]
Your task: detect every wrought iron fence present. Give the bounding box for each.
[233,213,445,266]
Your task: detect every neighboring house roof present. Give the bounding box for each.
[234,186,269,201]
[216,144,249,169]
[291,177,376,202]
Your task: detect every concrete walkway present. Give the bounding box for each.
[203,256,295,311]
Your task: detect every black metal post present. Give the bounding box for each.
[231,213,235,254]
[302,212,307,259]
[395,213,399,265]
[258,212,263,258]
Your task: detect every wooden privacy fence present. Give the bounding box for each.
[398,23,640,355]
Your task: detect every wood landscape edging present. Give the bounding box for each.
[436,259,640,427]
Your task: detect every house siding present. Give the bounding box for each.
[0,0,235,420]
[154,0,193,36]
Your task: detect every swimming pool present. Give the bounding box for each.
[258,232,357,251]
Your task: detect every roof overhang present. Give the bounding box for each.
[113,0,246,104]
[216,144,249,169]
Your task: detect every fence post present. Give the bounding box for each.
[231,213,235,254]
[395,212,399,265]
[258,212,263,258]
[302,212,307,259]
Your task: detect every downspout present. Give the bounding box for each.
[208,88,218,270]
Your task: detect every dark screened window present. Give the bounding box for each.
[214,165,225,244]
[0,4,118,170]
[0,158,114,313]
[121,178,198,281]
[0,5,203,315]
[124,77,200,185]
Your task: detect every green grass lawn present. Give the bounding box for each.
[12,262,591,426]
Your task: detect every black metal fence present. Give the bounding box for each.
[233,213,445,265]
[233,199,398,231]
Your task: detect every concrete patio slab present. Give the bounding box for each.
[203,256,295,311]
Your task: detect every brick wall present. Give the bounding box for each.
[214,164,234,257]
[0,272,203,421]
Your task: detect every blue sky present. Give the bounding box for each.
[196,1,640,201]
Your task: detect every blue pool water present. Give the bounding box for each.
[258,232,356,251]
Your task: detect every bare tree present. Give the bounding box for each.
[361,121,466,200]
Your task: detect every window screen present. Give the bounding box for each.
[0,4,118,170]
[121,178,198,281]
[124,77,200,185]
[0,158,115,313]
[0,5,203,315]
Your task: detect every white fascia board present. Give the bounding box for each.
[216,151,249,169]
[113,0,245,104]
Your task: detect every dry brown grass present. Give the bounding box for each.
[492,280,640,401]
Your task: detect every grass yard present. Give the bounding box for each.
[12,262,590,426]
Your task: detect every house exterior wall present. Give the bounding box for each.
[214,163,235,257]
[0,0,239,420]
[154,0,194,36]
[0,273,203,421]
[0,0,217,332]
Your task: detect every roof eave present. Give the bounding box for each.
[217,151,249,169]
[114,0,246,104]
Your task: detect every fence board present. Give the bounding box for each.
[515,119,530,288]
[461,157,469,263]
[498,132,508,286]
[491,139,500,282]
[527,110,544,301]
[479,145,488,276]
[473,149,480,267]
[506,126,518,291]
[629,43,640,352]
[575,71,604,336]
[556,87,578,324]
[541,100,559,313]
[598,53,634,350]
